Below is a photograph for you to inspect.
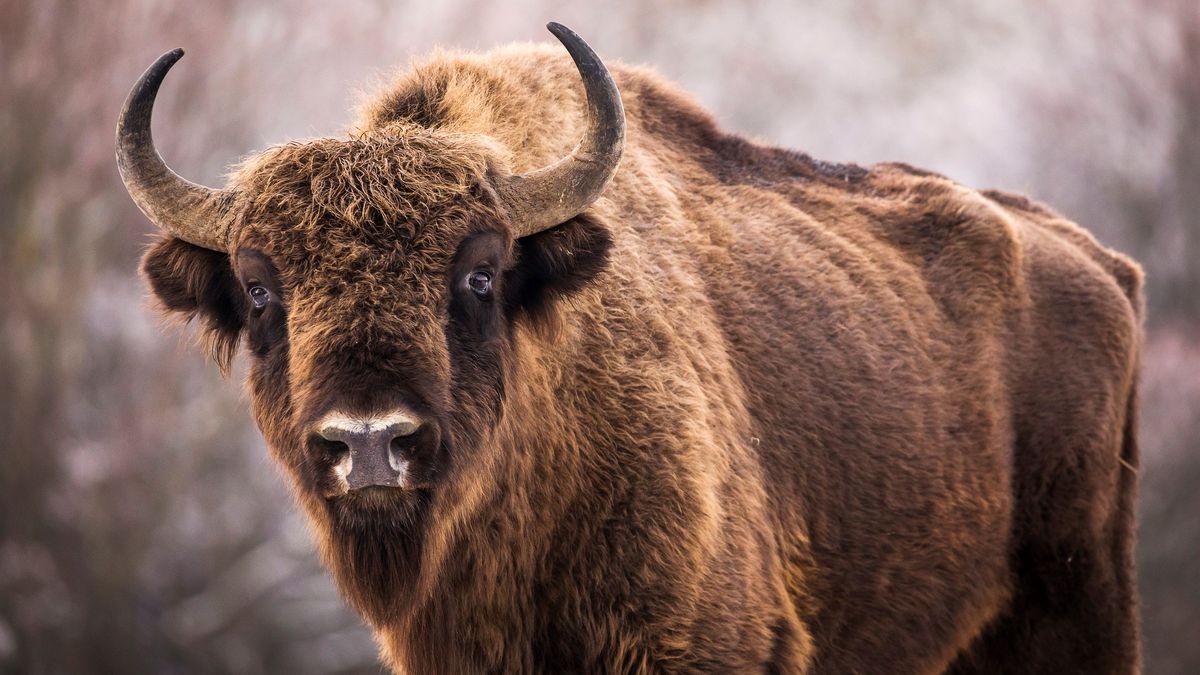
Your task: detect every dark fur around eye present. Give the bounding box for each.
[236,250,287,356]
[247,302,287,356]
[450,233,506,339]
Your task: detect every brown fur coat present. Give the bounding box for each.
[142,43,1143,673]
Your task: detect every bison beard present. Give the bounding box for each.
[326,488,432,621]
[124,24,1143,675]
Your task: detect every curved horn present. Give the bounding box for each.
[117,49,235,251]
[500,23,626,238]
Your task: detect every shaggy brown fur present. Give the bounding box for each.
[140,42,1143,673]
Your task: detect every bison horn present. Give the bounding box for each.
[117,49,235,252]
[501,23,626,238]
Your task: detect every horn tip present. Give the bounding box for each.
[153,48,185,70]
[546,21,572,38]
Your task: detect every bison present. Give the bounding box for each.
[117,23,1143,674]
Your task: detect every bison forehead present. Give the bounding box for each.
[279,231,457,366]
[229,130,511,267]
[288,252,451,343]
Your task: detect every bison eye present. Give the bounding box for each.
[467,270,492,297]
[248,284,271,309]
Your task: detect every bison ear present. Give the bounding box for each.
[508,212,612,319]
[141,236,246,372]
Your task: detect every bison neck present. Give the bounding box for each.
[341,326,802,672]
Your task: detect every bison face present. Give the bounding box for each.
[228,140,516,523]
[140,135,613,529]
[137,138,614,619]
[120,23,623,618]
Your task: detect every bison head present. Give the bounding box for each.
[117,24,623,619]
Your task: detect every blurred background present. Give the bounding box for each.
[2,0,1197,672]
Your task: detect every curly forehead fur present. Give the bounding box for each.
[230,128,509,254]
[138,38,1144,674]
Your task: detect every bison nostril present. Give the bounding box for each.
[312,432,345,449]
[388,439,410,473]
[388,419,420,438]
[390,432,420,460]
[310,435,350,467]
[311,434,350,458]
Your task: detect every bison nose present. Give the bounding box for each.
[316,411,422,490]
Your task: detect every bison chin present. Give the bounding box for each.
[323,487,433,623]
